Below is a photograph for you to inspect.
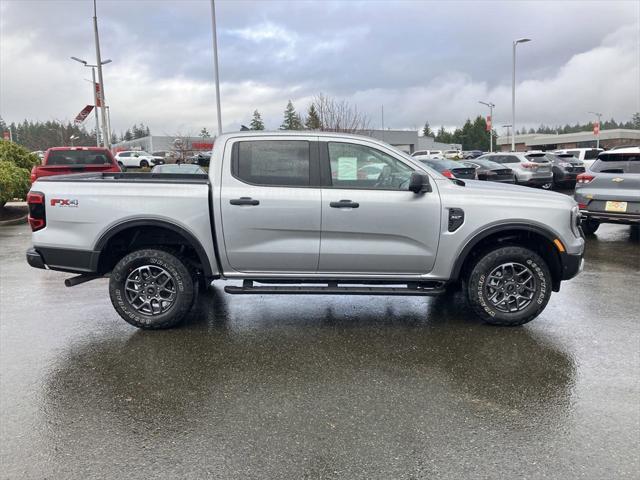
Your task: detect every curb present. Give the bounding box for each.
[0,214,28,226]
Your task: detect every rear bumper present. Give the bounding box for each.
[580,210,640,225]
[26,248,46,269]
[517,176,553,186]
[26,246,100,273]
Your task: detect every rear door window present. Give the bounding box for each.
[46,150,112,166]
[234,140,311,186]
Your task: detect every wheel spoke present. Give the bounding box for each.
[124,264,177,316]
[484,261,537,313]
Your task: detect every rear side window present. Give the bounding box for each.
[46,150,112,166]
[235,140,310,186]
[525,154,548,163]
[592,153,640,174]
[584,149,600,160]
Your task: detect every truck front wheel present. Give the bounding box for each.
[465,246,552,326]
[109,248,195,329]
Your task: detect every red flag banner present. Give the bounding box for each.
[74,105,95,124]
[486,115,492,132]
[95,83,102,107]
[3,131,10,141]
[593,122,600,135]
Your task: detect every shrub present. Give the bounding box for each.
[0,140,38,208]
[0,160,30,208]
[0,140,40,170]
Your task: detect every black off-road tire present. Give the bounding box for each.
[465,246,552,326]
[117,161,126,172]
[109,248,195,329]
[581,218,600,235]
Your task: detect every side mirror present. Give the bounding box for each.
[409,172,431,194]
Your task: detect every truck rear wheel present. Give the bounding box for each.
[109,248,195,329]
[465,246,552,326]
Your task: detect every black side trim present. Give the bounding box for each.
[37,247,100,273]
[94,219,215,277]
[451,223,561,281]
[26,248,46,270]
[560,252,582,281]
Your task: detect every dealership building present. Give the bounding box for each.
[496,128,640,152]
[112,130,459,157]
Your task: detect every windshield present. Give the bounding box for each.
[420,158,463,170]
[525,153,549,163]
[470,159,505,169]
[46,150,112,166]
[591,153,640,173]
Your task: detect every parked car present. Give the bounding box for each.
[553,148,603,170]
[26,131,584,329]
[462,159,515,183]
[574,147,640,234]
[443,149,463,160]
[190,150,212,167]
[537,152,586,188]
[151,164,206,174]
[463,150,484,159]
[114,150,164,170]
[415,156,477,180]
[412,150,442,157]
[152,150,179,164]
[30,147,120,183]
[609,145,638,151]
[477,153,553,188]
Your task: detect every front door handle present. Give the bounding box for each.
[230,197,260,206]
[330,199,359,208]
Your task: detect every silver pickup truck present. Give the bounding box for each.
[26,132,584,329]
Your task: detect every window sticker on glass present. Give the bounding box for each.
[337,157,358,180]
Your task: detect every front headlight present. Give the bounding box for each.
[570,205,581,237]
[559,162,572,167]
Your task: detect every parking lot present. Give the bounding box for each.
[1,221,639,479]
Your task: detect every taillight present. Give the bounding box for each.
[521,163,536,169]
[576,173,594,184]
[442,170,454,178]
[578,203,588,209]
[27,191,46,232]
[30,167,37,183]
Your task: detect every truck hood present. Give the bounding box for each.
[437,178,577,208]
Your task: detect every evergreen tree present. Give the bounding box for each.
[421,121,434,137]
[199,127,211,138]
[632,112,640,129]
[249,110,265,130]
[123,129,133,141]
[304,104,322,130]
[280,100,303,130]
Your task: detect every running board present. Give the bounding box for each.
[224,280,445,296]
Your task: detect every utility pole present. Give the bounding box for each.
[512,38,531,151]
[210,0,223,136]
[71,56,111,146]
[93,0,110,148]
[479,100,495,152]
[588,111,603,149]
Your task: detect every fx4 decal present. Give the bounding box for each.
[50,198,79,207]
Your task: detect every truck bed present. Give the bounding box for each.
[35,171,210,184]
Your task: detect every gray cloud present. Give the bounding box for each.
[1,0,638,134]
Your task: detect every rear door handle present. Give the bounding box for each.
[230,197,260,206]
[330,199,359,208]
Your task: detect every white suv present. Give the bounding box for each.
[114,151,164,169]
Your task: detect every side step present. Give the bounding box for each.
[224,280,445,296]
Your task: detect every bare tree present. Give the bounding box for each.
[312,93,371,133]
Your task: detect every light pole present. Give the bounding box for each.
[210,0,223,136]
[512,38,531,151]
[93,0,110,148]
[479,100,495,152]
[71,56,111,147]
[69,135,79,146]
[588,111,602,149]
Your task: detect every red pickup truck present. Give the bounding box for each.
[31,147,120,183]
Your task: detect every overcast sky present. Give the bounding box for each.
[1,0,639,136]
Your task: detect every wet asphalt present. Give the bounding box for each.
[1,222,639,479]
